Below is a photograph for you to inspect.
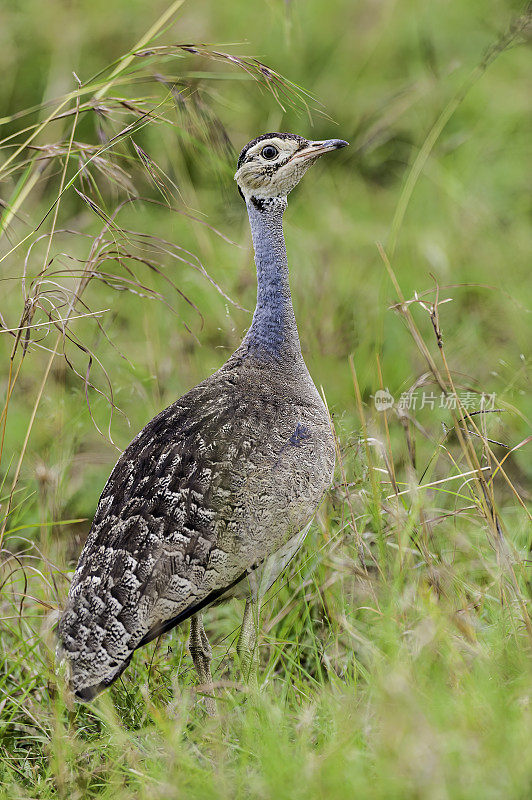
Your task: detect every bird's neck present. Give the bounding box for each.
[243,197,302,363]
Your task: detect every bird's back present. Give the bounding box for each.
[58,350,334,699]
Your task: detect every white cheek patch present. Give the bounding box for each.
[235,160,313,201]
[237,162,290,198]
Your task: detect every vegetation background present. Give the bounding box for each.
[0,0,531,797]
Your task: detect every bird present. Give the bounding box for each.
[57,132,348,712]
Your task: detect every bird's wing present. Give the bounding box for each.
[57,374,260,698]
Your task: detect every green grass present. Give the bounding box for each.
[0,0,531,797]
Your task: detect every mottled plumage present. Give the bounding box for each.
[57,132,347,704]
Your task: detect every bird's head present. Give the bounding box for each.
[234,133,348,207]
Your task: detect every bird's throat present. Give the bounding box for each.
[243,198,302,362]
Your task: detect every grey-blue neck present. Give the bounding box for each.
[243,196,302,363]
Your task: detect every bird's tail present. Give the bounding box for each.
[55,638,132,703]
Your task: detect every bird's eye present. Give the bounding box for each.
[261,145,279,160]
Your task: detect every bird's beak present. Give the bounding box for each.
[291,138,349,162]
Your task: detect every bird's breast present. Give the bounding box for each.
[211,384,335,564]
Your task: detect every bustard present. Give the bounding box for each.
[57,133,348,711]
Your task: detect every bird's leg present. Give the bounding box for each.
[188,614,216,716]
[237,597,259,682]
